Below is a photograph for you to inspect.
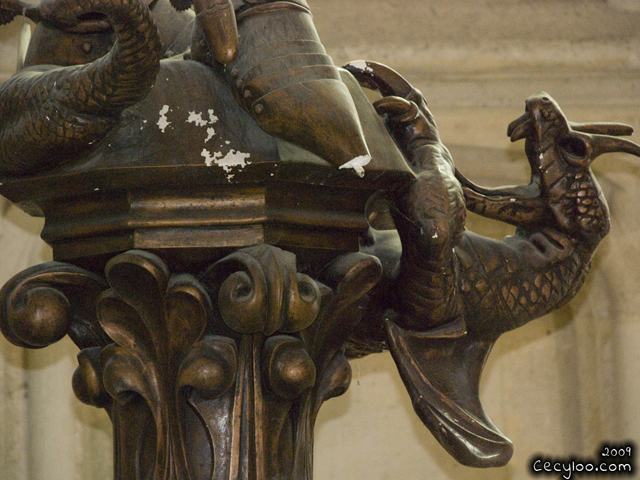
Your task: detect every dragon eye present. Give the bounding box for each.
[558,136,588,163]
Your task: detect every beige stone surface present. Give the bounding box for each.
[1,1,639,479]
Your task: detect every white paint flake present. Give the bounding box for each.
[187,110,220,144]
[201,148,251,181]
[338,154,371,178]
[157,105,171,132]
[187,111,208,127]
[204,128,216,143]
[201,148,223,167]
[215,150,251,172]
[350,60,373,73]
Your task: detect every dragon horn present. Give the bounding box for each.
[571,122,634,137]
[590,134,640,161]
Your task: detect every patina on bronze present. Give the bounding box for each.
[1,0,639,478]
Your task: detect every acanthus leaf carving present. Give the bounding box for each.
[0,261,109,349]
[201,245,322,336]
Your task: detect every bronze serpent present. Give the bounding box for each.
[0,0,162,174]
[346,60,640,467]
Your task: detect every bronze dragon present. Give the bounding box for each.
[346,60,640,467]
[0,0,167,174]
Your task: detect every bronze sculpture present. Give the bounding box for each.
[0,0,638,478]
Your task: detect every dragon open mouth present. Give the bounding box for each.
[507,110,533,142]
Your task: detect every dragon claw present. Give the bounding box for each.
[345,60,430,114]
[344,60,413,98]
[373,96,419,123]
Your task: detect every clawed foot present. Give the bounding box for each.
[346,60,465,333]
[345,60,445,173]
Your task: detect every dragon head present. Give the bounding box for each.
[508,91,640,172]
[507,92,640,242]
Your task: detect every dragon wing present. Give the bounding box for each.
[385,319,513,467]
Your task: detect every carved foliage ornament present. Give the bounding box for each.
[1,246,382,479]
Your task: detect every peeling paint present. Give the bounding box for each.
[205,128,216,143]
[187,111,208,127]
[350,60,374,73]
[215,150,251,172]
[201,148,251,181]
[201,148,223,167]
[157,105,171,132]
[208,109,219,124]
[338,154,371,178]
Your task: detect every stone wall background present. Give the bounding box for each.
[1,0,639,478]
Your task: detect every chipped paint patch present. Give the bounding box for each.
[350,60,374,73]
[201,148,251,181]
[157,105,171,132]
[215,150,251,172]
[187,111,208,127]
[201,148,223,167]
[338,154,371,178]
[187,110,220,144]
